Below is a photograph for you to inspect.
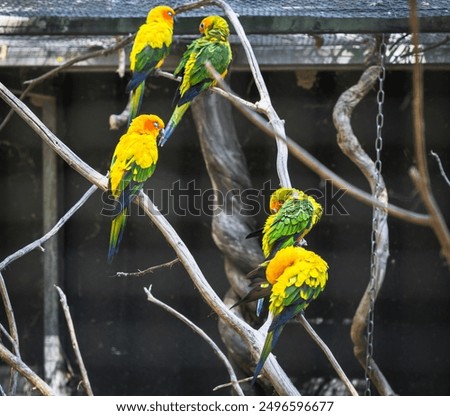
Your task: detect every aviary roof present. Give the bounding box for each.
[1,0,450,34]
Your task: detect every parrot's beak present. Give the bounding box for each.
[157,128,166,146]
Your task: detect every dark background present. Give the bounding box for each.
[0,66,449,395]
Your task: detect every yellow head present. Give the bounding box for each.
[146,5,175,26]
[269,187,302,213]
[199,15,230,38]
[128,114,165,139]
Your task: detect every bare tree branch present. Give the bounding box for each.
[0,343,55,396]
[213,375,260,392]
[205,65,431,226]
[209,0,291,188]
[0,184,98,271]
[0,80,299,396]
[0,272,20,395]
[296,315,358,396]
[144,285,244,396]
[409,0,450,267]
[55,286,93,396]
[0,35,134,133]
[430,151,450,187]
[113,258,180,278]
[333,65,394,396]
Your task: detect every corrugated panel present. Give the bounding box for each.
[0,1,450,35]
[0,0,448,18]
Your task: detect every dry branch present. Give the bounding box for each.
[0,271,20,394]
[113,258,179,278]
[192,92,266,393]
[0,35,134,133]
[55,286,94,396]
[430,151,450,187]
[144,285,244,396]
[205,65,431,226]
[0,80,299,396]
[297,315,358,396]
[0,343,55,396]
[409,0,450,267]
[0,184,98,271]
[332,65,394,396]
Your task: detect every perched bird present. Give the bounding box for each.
[160,15,232,146]
[126,5,175,125]
[247,187,323,260]
[238,188,322,315]
[107,114,165,263]
[253,246,329,382]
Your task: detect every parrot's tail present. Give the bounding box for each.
[252,325,284,384]
[252,330,274,384]
[107,208,128,263]
[159,102,190,146]
[128,82,145,126]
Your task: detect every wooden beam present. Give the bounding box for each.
[1,34,450,70]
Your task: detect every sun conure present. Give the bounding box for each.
[253,246,329,383]
[249,187,323,260]
[126,5,175,125]
[159,15,232,146]
[239,188,323,315]
[107,114,165,263]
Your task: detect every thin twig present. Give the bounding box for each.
[0,271,20,395]
[113,258,179,278]
[144,285,244,396]
[205,65,431,226]
[430,151,450,187]
[297,315,358,396]
[0,343,55,396]
[0,35,134,132]
[397,35,450,61]
[55,286,93,396]
[213,375,261,391]
[174,0,211,14]
[25,35,134,87]
[0,322,17,348]
[409,0,450,266]
[0,184,98,271]
[0,80,299,396]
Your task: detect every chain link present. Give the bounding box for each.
[365,34,387,396]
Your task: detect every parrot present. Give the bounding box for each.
[126,5,175,125]
[238,188,323,316]
[159,15,232,146]
[107,114,165,263]
[247,187,323,260]
[252,246,329,383]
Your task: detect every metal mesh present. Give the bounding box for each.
[1,0,448,19]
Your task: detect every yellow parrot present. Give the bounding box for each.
[126,5,175,125]
[107,114,165,262]
[253,246,329,382]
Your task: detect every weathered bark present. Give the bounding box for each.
[192,93,279,394]
[333,65,394,396]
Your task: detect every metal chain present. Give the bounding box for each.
[365,34,386,396]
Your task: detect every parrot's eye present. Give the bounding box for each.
[168,11,173,17]
[153,121,160,129]
[200,23,205,29]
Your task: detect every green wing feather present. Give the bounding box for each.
[134,44,169,74]
[188,41,231,86]
[264,198,315,257]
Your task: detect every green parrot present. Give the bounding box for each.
[159,15,232,145]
